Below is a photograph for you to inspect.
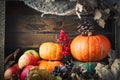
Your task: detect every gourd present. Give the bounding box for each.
[74,61,97,74]
[70,34,111,62]
[39,42,63,60]
[70,19,111,62]
[38,60,64,73]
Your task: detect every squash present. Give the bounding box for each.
[70,34,111,62]
[74,61,97,74]
[38,60,64,73]
[39,42,63,60]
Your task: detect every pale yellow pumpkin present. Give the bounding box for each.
[39,42,63,60]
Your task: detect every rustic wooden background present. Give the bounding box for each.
[0,1,118,80]
[5,1,115,57]
[0,1,5,80]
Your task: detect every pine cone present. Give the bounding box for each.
[77,19,95,36]
[61,56,74,71]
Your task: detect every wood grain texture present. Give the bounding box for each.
[5,33,58,48]
[5,1,80,50]
[5,1,81,33]
[0,1,5,80]
[6,16,79,32]
[115,21,120,58]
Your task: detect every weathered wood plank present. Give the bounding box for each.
[6,1,114,33]
[115,20,120,58]
[6,14,113,34]
[5,32,113,49]
[6,15,80,32]
[0,1,5,80]
[5,33,58,48]
[5,1,83,33]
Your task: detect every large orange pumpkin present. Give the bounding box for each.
[70,34,111,62]
[38,60,64,73]
[39,42,63,60]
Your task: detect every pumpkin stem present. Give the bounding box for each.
[88,32,93,36]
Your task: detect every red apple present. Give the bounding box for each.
[23,50,40,59]
[20,65,34,80]
[4,63,21,79]
[18,52,39,69]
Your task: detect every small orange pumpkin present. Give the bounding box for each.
[38,60,64,73]
[39,42,63,60]
[70,34,111,62]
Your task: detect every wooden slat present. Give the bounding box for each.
[6,15,80,32]
[6,1,113,33]
[0,1,5,80]
[5,33,58,48]
[115,20,120,57]
[6,1,80,32]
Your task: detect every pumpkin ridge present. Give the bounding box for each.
[99,35,104,59]
[89,36,96,61]
[94,36,101,61]
[71,36,77,61]
[82,36,89,61]
[54,43,59,60]
[46,43,50,60]
[88,36,90,61]
[86,36,89,61]
[74,37,79,61]
[96,35,108,60]
[54,44,57,60]
[56,44,63,60]
[94,35,103,61]
[50,43,55,60]
[79,36,84,61]
[79,36,86,61]
[101,35,111,59]
[47,44,50,60]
